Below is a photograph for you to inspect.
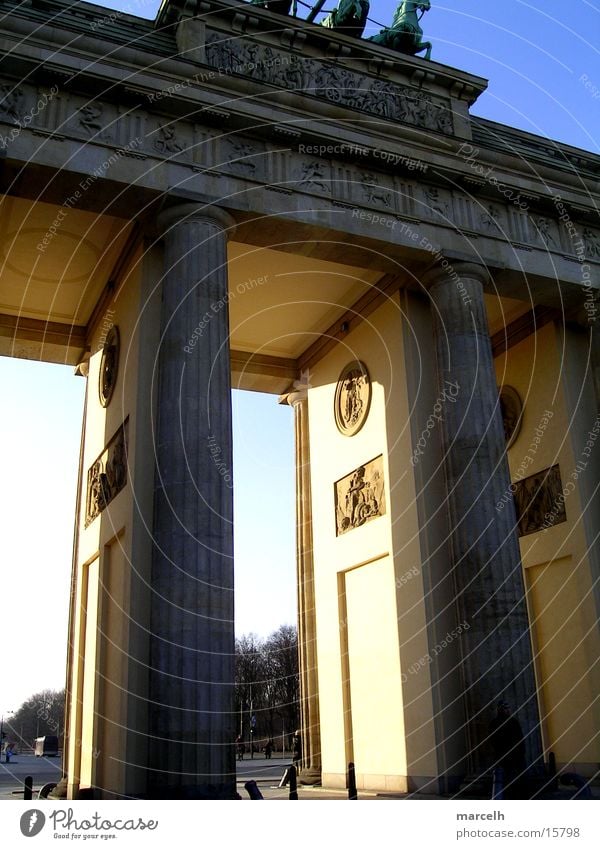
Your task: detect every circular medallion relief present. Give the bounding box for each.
[499,385,523,448]
[99,325,120,408]
[334,361,371,437]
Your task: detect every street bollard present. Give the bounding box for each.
[289,764,298,800]
[244,780,264,799]
[492,767,505,800]
[347,762,357,800]
[548,751,558,792]
[278,766,291,788]
[24,776,33,801]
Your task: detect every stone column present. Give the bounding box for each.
[148,203,236,799]
[425,262,543,774]
[283,379,321,784]
[591,321,600,408]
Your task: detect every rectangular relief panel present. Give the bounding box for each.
[335,455,386,536]
[85,419,129,527]
[513,464,566,537]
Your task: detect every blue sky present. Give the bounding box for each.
[1,0,598,715]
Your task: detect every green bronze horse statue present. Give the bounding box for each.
[321,0,370,39]
[369,0,432,60]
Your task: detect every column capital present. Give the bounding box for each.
[422,260,490,290]
[279,371,311,407]
[157,202,237,239]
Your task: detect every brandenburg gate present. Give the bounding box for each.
[0,0,598,798]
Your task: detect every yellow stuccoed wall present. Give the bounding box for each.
[495,321,600,773]
[66,242,162,798]
[307,295,438,792]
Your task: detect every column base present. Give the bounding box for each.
[299,766,322,786]
[48,777,68,799]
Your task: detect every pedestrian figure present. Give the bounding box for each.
[264,739,273,759]
[236,736,245,761]
[292,730,302,768]
[489,701,526,798]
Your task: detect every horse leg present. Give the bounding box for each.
[417,40,432,60]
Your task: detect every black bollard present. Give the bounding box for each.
[347,762,357,800]
[492,767,505,800]
[548,751,558,792]
[24,776,33,801]
[244,780,264,799]
[289,764,298,799]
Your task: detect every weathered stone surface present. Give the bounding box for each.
[426,262,543,772]
[148,204,237,798]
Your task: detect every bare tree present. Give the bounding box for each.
[263,625,299,740]
[7,689,64,749]
[235,633,266,750]
[234,625,299,750]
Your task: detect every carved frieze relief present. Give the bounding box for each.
[2,77,600,266]
[85,419,129,527]
[360,172,393,208]
[296,158,331,194]
[154,122,185,154]
[204,31,454,135]
[0,83,24,122]
[335,455,386,536]
[512,464,566,537]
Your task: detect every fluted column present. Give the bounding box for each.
[425,262,543,773]
[591,322,600,408]
[284,379,321,783]
[148,203,236,798]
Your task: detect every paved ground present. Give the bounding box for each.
[2,754,597,801]
[0,753,62,798]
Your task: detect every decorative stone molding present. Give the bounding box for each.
[156,202,237,239]
[1,74,599,276]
